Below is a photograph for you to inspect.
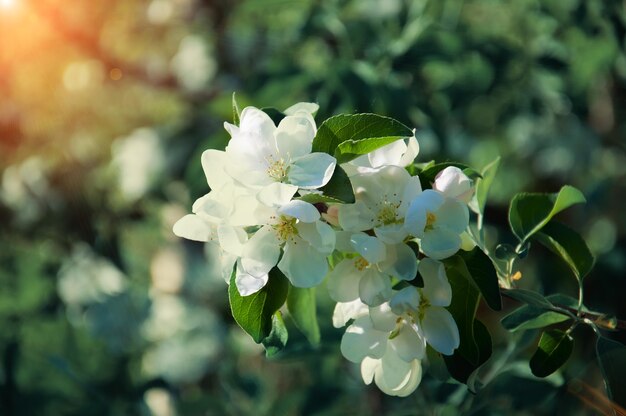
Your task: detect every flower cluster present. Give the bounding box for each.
[173,103,476,396]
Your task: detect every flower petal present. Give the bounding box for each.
[201,149,230,190]
[333,299,369,328]
[405,189,444,237]
[340,316,388,363]
[435,197,469,234]
[374,223,408,244]
[289,152,337,189]
[278,200,320,223]
[419,258,451,307]
[257,182,299,207]
[369,302,397,332]
[235,260,269,296]
[391,324,426,362]
[359,269,392,306]
[381,243,417,281]
[241,226,280,278]
[398,136,420,167]
[297,221,335,253]
[173,214,214,242]
[217,225,248,256]
[338,201,376,232]
[278,238,328,287]
[420,227,461,260]
[422,306,460,355]
[283,102,319,116]
[350,233,386,264]
[275,113,315,159]
[389,286,420,315]
[326,259,361,303]
[433,166,474,203]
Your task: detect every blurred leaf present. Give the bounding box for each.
[530,329,573,377]
[534,221,595,282]
[596,336,626,408]
[509,185,586,243]
[287,286,320,346]
[445,266,480,365]
[261,107,286,125]
[232,92,241,126]
[501,305,570,332]
[228,268,289,343]
[262,312,289,357]
[454,247,502,311]
[311,113,412,163]
[474,156,500,215]
[444,319,492,385]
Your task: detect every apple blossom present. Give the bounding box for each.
[433,166,474,203]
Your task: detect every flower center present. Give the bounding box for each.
[354,257,369,271]
[266,157,289,182]
[417,293,431,321]
[377,200,402,226]
[425,211,437,231]
[273,215,298,242]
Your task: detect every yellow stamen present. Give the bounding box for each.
[354,257,369,271]
[425,211,437,231]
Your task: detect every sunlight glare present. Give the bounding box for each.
[0,0,15,8]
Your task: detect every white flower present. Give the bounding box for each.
[405,189,469,260]
[332,299,369,328]
[326,233,417,306]
[235,183,336,295]
[223,106,336,190]
[433,166,474,203]
[343,135,419,176]
[361,352,422,397]
[389,258,460,355]
[338,166,422,244]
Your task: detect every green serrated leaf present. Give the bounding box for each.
[504,289,555,310]
[596,336,626,408]
[444,319,492,384]
[454,248,502,311]
[418,162,481,190]
[534,221,595,282]
[501,304,570,332]
[530,329,573,377]
[232,92,241,126]
[228,268,289,343]
[262,311,289,357]
[509,185,586,243]
[311,113,413,162]
[287,286,320,346]
[315,165,355,203]
[474,156,500,215]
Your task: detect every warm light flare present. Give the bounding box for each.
[0,0,15,9]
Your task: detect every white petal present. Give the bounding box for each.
[350,234,386,264]
[420,228,461,260]
[173,214,213,242]
[338,201,376,232]
[257,182,298,207]
[398,136,420,167]
[278,200,320,223]
[391,359,422,397]
[352,166,410,209]
[235,260,269,296]
[278,238,328,288]
[422,306,460,355]
[241,226,280,278]
[333,299,369,328]
[399,175,423,215]
[297,221,335,253]
[419,258,451,307]
[217,225,248,256]
[435,197,469,234]
[275,113,315,159]
[326,259,361,303]
[375,344,416,394]
[238,106,276,138]
[283,102,319,116]
[289,153,337,189]
[201,149,231,190]
[433,166,474,203]
[391,324,426,361]
[374,223,408,244]
[340,316,388,363]
[368,140,407,168]
[361,357,379,385]
[369,302,397,332]
[359,269,392,306]
[405,190,444,237]
[389,286,420,315]
[382,243,417,281]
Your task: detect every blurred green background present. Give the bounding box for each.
[0,0,625,414]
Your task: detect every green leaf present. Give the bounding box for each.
[262,312,289,357]
[261,107,286,125]
[509,185,586,243]
[530,329,574,377]
[474,156,500,215]
[287,286,320,346]
[445,266,480,364]
[534,221,595,282]
[454,248,502,311]
[311,113,413,163]
[504,288,555,310]
[444,319,492,384]
[228,268,289,343]
[232,92,241,126]
[596,336,626,408]
[313,165,355,203]
[418,162,481,190]
[501,305,570,332]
